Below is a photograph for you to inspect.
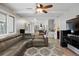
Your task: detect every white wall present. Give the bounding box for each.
[56,7,79,54]
[26,16,56,30]
[15,16,28,32]
[58,8,79,30]
[26,16,57,38]
[25,17,49,34]
[53,6,79,39]
[0,4,28,34]
[26,17,49,25]
[0,4,15,16]
[54,7,79,39]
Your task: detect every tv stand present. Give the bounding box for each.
[60,30,79,49]
[66,34,79,49]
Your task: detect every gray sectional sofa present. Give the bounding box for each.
[0,33,32,56]
[0,33,48,56]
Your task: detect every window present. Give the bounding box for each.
[48,19,55,31]
[7,16,15,33]
[0,12,7,35]
[0,12,15,35]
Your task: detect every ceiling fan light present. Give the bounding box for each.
[37,4,40,7]
[36,8,43,13]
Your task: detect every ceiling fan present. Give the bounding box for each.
[36,3,53,13]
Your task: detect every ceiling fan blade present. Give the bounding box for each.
[42,10,48,13]
[39,4,43,8]
[44,5,53,8]
[37,4,43,8]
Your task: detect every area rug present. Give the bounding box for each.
[24,47,63,56]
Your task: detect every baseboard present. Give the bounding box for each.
[68,44,79,55]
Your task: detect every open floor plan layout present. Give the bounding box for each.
[0,3,79,56]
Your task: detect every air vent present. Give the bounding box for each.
[26,8,33,10]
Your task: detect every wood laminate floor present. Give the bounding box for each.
[24,37,78,56]
[54,39,78,56]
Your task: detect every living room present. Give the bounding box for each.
[0,3,79,56]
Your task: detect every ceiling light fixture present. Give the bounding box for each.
[36,3,53,13]
[36,8,43,13]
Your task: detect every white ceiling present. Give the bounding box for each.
[2,3,79,18]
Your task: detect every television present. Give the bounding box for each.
[20,29,25,34]
[66,20,79,35]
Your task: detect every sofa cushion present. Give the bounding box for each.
[34,35,44,39]
[0,39,32,56]
[33,39,44,42]
[0,35,22,52]
[0,33,20,42]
